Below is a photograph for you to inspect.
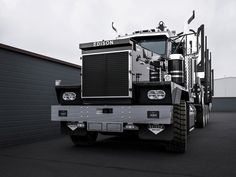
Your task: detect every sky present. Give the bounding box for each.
[0,0,236,79]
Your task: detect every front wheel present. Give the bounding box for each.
[167,100,188,153]
[70,132,98,146]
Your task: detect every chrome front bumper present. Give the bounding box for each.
[51,105,173,125]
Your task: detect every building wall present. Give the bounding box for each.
[212,97,236,112]
[0,46,81,147]
[214,77,236,97]
[212,77,236,112]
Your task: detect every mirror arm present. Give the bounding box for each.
[173,36,185,54]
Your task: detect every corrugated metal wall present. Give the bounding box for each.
[212,78,236,112]
[0,46,80,147]
[214,77,236,97]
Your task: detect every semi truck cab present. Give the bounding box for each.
[51,15,214,153]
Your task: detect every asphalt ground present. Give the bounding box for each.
[0,112,236,177]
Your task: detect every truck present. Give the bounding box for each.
[51,11,214,152]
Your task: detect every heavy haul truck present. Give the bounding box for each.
[51,12,214,152]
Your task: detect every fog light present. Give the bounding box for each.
[77,122,85,128]
[124,124,138,130]
[62,92,76,101]
[125,124,135,129]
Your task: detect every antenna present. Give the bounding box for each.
[112,22,117,33]
[184,11,195,34]
[188,10,195,24]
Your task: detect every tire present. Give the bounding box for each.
[70,132,98,146]
[195,105,205,128]
[205,105,210,124]
[167,100,188,153]
[195,105,208,128]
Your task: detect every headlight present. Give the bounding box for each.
[62,92,76,101]
[147,90,166,100]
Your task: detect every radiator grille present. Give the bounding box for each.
[82,52,129,97]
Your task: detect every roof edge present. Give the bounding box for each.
[0,43,81,69]
[215,77,236,80]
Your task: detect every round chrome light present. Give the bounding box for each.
[164,74,172,82]
[62,92,76,101]
[147,90,166,100]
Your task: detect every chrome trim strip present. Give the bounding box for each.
[169,71,184,73]
[171,75,184,78]
[82,50,131,56]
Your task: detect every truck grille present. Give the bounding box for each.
[82,52,129,97]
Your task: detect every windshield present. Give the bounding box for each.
[139,39,166,55]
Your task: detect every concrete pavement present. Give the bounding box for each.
[0,112,235,177]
